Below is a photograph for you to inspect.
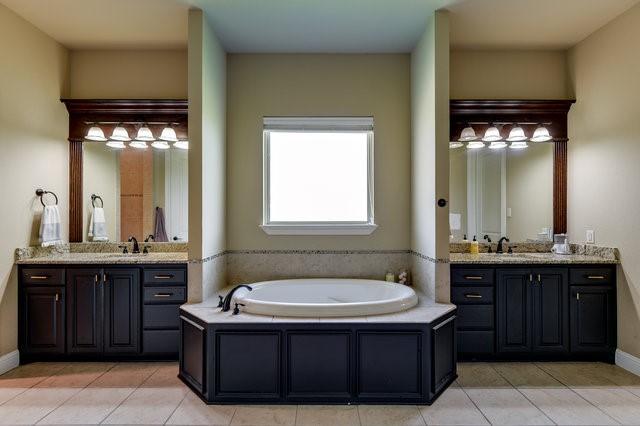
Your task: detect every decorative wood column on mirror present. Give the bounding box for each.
[61,99,188,242]
[450,99,575,235]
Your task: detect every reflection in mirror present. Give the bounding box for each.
[449,142,553,243]
[83,142,188,242]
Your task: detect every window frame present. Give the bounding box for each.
[261,117,377,235]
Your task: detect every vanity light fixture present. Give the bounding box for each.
[449,141,464,149]
[506,125,528,142]
[509,141,529,149]
[530,124,553,142]
[173,140,189,150]
[135,125,155,142]
[489,141,508,149]
[105,140,126,149]
[458,126,478,142]
[151,140,170,150]
[85,125,107,141]
[129,140,148,149]
[482,124,502,142]
[466,140,485,149]
[159,126,179,142]
[110,125,131,142]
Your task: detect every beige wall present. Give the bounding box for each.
[451,50,570,99]
[0,4,69,357]
[226,54,411,250]
[68,50,187,99]
[567,2,640,358]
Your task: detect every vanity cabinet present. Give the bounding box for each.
[20,286,65,354]
[452,264,615,361]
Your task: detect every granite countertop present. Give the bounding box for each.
[181,291,456,324]
[450,252,619,265]
[16,252,188,265]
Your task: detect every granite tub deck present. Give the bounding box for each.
[450,252,618,265]
[178,292,457,405]
[15,251,188,264]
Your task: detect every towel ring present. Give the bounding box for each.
[91,194,104,208]
[35,189,58,207]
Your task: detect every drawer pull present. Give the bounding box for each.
[29,275,49,280]
[154,293,173,298]
[464,293,483,299]
[587,275,605,280]
[55,293,59,302]
[464,276,483,280]
[154,275,174,279]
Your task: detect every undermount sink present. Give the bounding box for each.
[93,252,149,258]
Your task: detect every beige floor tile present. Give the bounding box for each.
[38,387,134,424]
[536,362,618,387]
[490,363,564,388]
[0,387,28,404]
[35,362,115,388]
[101,387,187,424]
[359,405,425,426]
[166,391,236,425]
[0,387,80,425]
[419,388,489,425]
[140,362,185,388]
[230,405,297,426]
[584,364,640,386]
[296,405,359,426]
[0,363,68,388]
[465,388,553,425]
[625,387,640,398]
[457,363,511,389]
[573,388,640,425]
[89,362,159,387]
[520,388,618,425]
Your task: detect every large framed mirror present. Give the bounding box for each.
[62,99,188,243]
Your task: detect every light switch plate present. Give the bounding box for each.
[586,229,595,244]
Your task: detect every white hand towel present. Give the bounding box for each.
[88,206,108,242]
[39,205,63,247]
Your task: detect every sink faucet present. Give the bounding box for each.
[496,236,510,254]
[128,236,140,254]
[219,285,253,312]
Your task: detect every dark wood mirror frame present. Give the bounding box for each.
[450,99,575,235]
[61,99,188,243]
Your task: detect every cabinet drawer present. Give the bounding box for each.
[21,268,65,285]
[143,329,180,354]
[144,304,180,329]
[457,331,495,354]
[452,269,494,285]
[570,268,613,285]
[456,305,494,329]
[143,269,186,285]
[144,287,186,304]
[452,286,494,304]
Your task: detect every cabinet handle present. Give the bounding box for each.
[537,274,541,283]
[587,275,605,280]
[529,274,533,283]
[154,275,174,279]
[29,275,49,280]
[103,274,107,283]
[154,293,173,298]
[464,276,483,280]
[464,293,482,299]
[576,292,580,300]
[94,274,98,284]
[55,293,59,302]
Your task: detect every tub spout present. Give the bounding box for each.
[221,285,253,312]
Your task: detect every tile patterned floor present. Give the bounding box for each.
[0,361,639,425]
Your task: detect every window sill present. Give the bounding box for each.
[260,223,378,236]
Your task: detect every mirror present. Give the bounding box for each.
[83,142,188,243]
[449,142,553,243]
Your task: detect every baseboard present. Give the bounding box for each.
[0,350,20,375]
[615,349,640,377]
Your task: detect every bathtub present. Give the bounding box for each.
[232,278,418,317]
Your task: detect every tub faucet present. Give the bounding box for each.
[496,236,510,254]
[220,285,253,312]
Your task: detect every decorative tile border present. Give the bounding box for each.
[411,250,450,264]
[189,251,227,264]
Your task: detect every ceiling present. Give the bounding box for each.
[1,0,638,52]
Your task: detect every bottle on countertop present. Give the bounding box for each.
[462,234,468,243]
[470,235,480,254]
[385,272,395,282]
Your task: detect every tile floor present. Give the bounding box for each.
[0,361,639,425]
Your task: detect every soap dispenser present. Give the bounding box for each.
[470,235,480,254]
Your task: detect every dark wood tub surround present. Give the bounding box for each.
[450,99,575,234]
[61,99,188,243]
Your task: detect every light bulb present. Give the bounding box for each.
[135,126,155,141]
[129,141,148,149]
[482,126,502,142]
[110,126,131,142]
[85,126,107,141]
[531,125,553,142]
[458,126,478,142]
[159,127,178,142]
[151,140,170,150]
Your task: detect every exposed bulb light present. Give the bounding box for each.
[458,126,478,142]
[449,141,464,149]
[129,141,148,149]
[110,125,131,141]
[506,125,528,142]
[106,140,126,149]
[159,127,178,142]
[467,141,485,149]
[174,140,189,150]
[135,125,155,142]
[489,141,508,149]
[509,141,529,150]
[151,140,170,150]
[530,125,553,142]
[85,126,107,141]
[482,125,502,142]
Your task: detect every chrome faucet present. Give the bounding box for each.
[219,285,253,312]
[496,236,510,254]
[128,236,140,254]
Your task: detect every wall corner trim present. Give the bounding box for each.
[0,350,20,375]
[615,349,640,377]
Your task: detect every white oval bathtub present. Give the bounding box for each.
[232,278,418,317]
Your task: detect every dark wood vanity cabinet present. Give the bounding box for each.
[452,264,615,361]
[20,286,65,354]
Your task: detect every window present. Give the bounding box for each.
[262,117,376,235]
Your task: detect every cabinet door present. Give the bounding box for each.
[497,269,532,352]
[104,268,140,353]
[532,268,569,352]
[570,286,615,352]
[67,268,103,353]
[21,287,65,354]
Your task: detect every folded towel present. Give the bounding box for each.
[39,205,63,247]
[154,207,169,242]
[88,206,108,242]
